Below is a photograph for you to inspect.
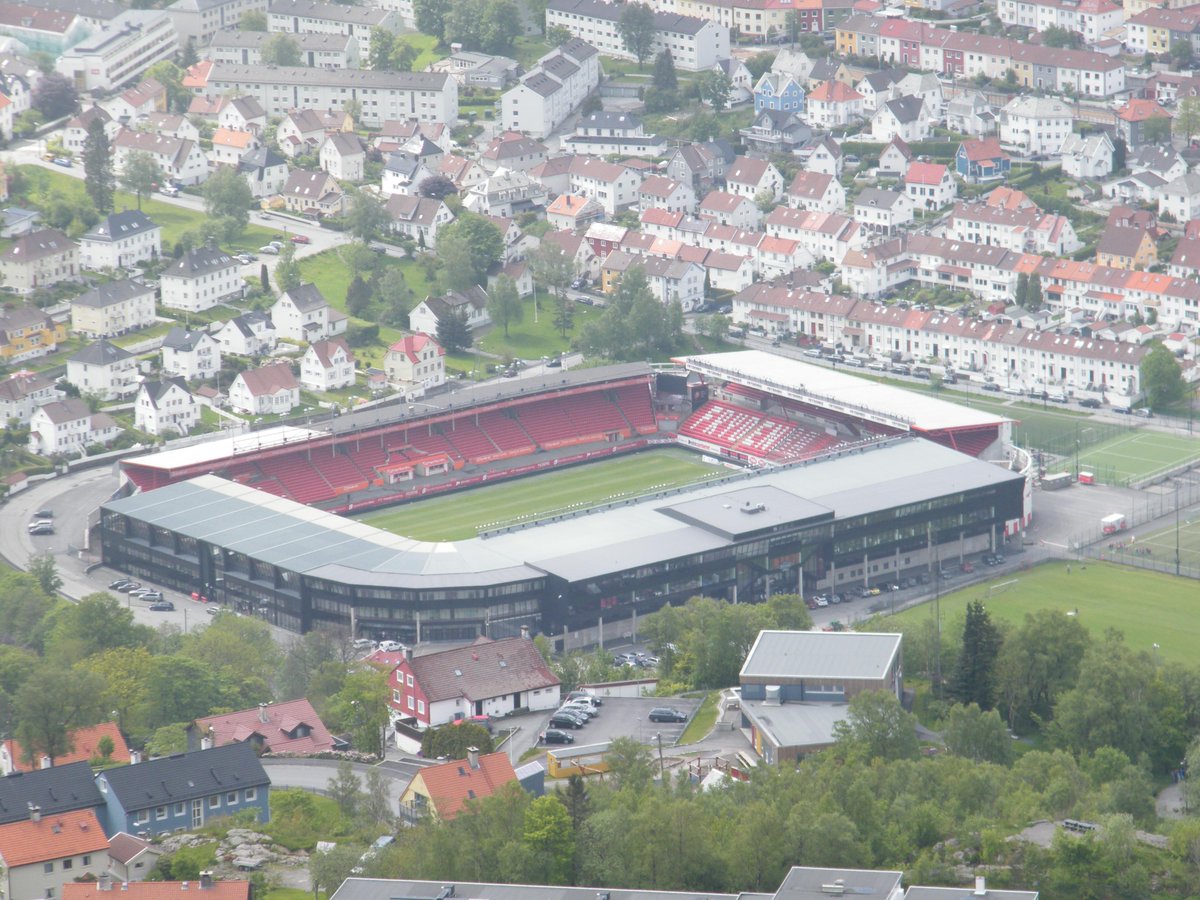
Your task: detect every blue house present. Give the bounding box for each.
[753,72,805,114]
[94,743,270,837]
[955,138,1011,183]
[0,761,105,825]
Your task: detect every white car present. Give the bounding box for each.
[378,640,407,652]
[258,245,280,255]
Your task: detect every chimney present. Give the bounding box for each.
[973,876,986,897]
[98,874,113,892]
[200,871,214,890]
[258,703,270,724]
[201,727,215,751]
[121,884,129,892]
[404,646,413,661]
[467,746,480,769]
[129,750,141,765]
[28,803,40,823]
[520,625,530,640]
[181,883,189,891]
[39,755,51,769]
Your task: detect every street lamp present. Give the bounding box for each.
[1175,479,1182,577]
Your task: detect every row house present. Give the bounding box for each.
[1125,6,1200,56]
[946,200,1081,256]
[763,207,863,264]
[997,0,1122,44]
[547,0,729,71]
[206,26,360,68]
[567,156,642,217]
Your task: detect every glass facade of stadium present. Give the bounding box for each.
[100,444,1026,647]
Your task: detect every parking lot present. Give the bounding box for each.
[537,695,702,749]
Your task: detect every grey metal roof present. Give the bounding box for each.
[72,279,155,309]
[81,210,158,244]
[0,762,104,825]
[207,62,450,91]
[69,339,133,366]
[740,631,902,682]
[98,742,269,809]
[331,880,742,900]
[739,700,849,750]
[904,889,1037,900]
[776,867,903,900]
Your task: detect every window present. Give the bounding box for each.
[44,862,54,874]
[227,791,238,804]
[83,856,91,866]
[209,795,220,809]
[63,859,73,870]
[156,806,167,820]
[245,788,257,802]
[418,699,425,714]
[134,809,150,825]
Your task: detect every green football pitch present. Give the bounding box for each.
[1043,430,1200,484]
[1110,515,1200,571]
[874,560,1200,664]
[356,448,727,541]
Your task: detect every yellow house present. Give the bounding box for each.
[836,27,858,56]
[0,305,67,363]
[398,749,518,824]
[1096,226,1157,270]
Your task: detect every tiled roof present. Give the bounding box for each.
[388,332,444,364]
[1,722,129,774]
[1,228,74,263]
[0,808,108,867]
[237,362,297,397]
[72,278,155,308]
[408,636,559,704]
[309,337,353,369]
[64,880,251,900]
[905,162,948,185]
[410,751,518,820]
[193,699,335,755]
[105,831,155,866]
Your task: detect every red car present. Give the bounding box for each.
[290,234,311,244]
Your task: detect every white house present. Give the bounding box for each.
[567,156,642,217]
[142,112,202,143]
[545,0,728,72]
[135,377,199,436]
[725,156,783,202]
[66,340,137,401]
[209,127,259,167]
[382,150,437,197]
[805,80,863,129]
[281,168,346,216]
[905,162,957,211]
[853,188,914,235]
[699,190,761,230]
[161,327,222,381]
[64,106,118,154]
[878,136,913,179]
[218,95,267,134]
[270,283,348,342]
[0,371,60,426]
[870,96,930,143]
[0,228,80,295]
[384,332,445,393]
[1059,132,1115,180]
[385,194,454,249]
[160,243,243,312]
[999,95,1073,155]
[786,171,845,213]
[228,361,300,415]
[214,311,277,356]
[70,279,156,339]
[319,132,366,182]
[638,175,696,214]
[499,39,601,139]
[806,136,842,177]
[300,337,355,391]
[239,147,290,198]
[1159,172,1200,224]
[27,399,120,456]
[409,286,491,335]
[79,210,161,271]
[604,252,705,311]
[112,129,210,186]
[276,108,330,158]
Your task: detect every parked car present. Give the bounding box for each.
[136,591,164,602]
[34,509,53,519]
[259,245,280,254]
[159,184,179,197]
[28,522,54,535]
[109,579,132,590]
[1134,408,1153,418]
[378,640,407,652]
[541,729,574,745]
[117,582,142,592]
[545,356,562,368]
[549,713,584,729]
[566,690,601,706]
[649,707,688,723]
[1078,398,1102,409]
[559,705,592,721]
[149,600,175,611]
[570,277,587,289]
[53,157,72,167]
[290,234,311,244]
[353,638,376,651]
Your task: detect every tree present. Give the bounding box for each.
[120,150,162,211]
[182,612,280,710]
[942,702,1012,763]
[618,2,657,68]
[260,263,270,293]
[326,667,391,755]
[368,27,396,70]
[345,189,388,243]
[377,267,414,327]
[1014,271,1029,307]
[274,241,302,293]
[361,767,396,826]
[419,174,458,200]
[1177,96,1200,143]
[414,0,449,39]
[45,594,155,660]
[994,608,1090,731]
[311,843,366,897]
[547,25,572,46]
[699,69,733,112]
[489,274,523,338]
[239,9,267,29]
[146,61,191,114]
[605,736,656,791]
[180,36,199,67]
[949,600,1002,708]
[145,722,189,756]
[346,275,373,317]
[83,119,115,213]
[652,50,678,93]
[438,232,480,293]
[1027,273,1043,311]
[1141,342,1185,409]
[140,656,224,731]
[261,33,302,66]
[530,241,573,303]
[394,41,419,72]
[13,664,104,766]
[1042,25,1081,48]
[1171,39,1194,68]
[832,689,920,760]
[94,734,115,763]
[1142,115,1173,144]
[522,796,575,884]
[327,760,364,819]
[32,72,78,120]
[552,295,575,338]
[202,165,254,245]
[27,553,61,597]
[481,0,521,54]
[557,774,591,831]
[436,306,473,352]
[421,723,495,759]
[438,213,504,285]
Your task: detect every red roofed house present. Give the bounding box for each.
[546,194,604,232]
[398,748,519,822]
[806,80,864,128]
[699,189,761,230]
[955,137,1010,183]
[387,635,560,728]
[384,333,446,395]
[228,362,299,416]
[64,874,251,899]
[1115,98,1171,147]
[300,337,356,392]
[105,833,162,883]
[0,722,130,775]
[0,808,110,900]
[188,699,336,756]
[905,161,957,211]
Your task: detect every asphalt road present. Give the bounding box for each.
[262,759,411,809]
[532,695,701,749]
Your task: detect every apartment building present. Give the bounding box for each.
[546,0,729,71]
[206,26,359,67]
[168,0,268,46]
[501,38,600,138]
[267,0,399,60]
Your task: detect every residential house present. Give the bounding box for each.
[878,136,912,178]
[113,129,209,186]
[699,190,761,230]
[955,138,1010,183]
[270,283,347,342]
[137,112,196,141]
[463,168,548,217]
[1159,172,1200,223]
[1059,132,1115,180]
[725,156,783,203]
[0,228,79,294]
[1096,225,1157,270]
[373,119,453,155]
[0,206,40,238]
[239,147,289,199]
[763,207,863,264]
[0,762,104,826]
[945,90,996,136]
[1129,145,1186,183]
[638,175,696,215]
[0,809,110,900]
[429,50,520,90]
[281,169,346,217]
[480,132,548,173]
[214,311,276,356]
[771,47,815,82]
[94,743,270,836]
[71,280,156,339]
[855,68,903,113]
[739,108,811,155]
[853,188,914,235]
[265,0,399,60]
[161,327,221,381]
[0,370,59,425]
[806,135,843,177]
[786,171,845,214]
[753,71,805,113]
[500,39,601,140]
[319,132,366,182]
[209,127,259,167]
[65,106,117,154]
[382,150,437,196]
[601,251,705,310]
[0,722,130,775]
[715,56,752,104]
[947,200,1080,255]
[398,749,519,823]
[1114,98,1170,148]
[105,78,167,122]
[665,143,721,194]
[228,361,299,415]
[79,210,161,271]
[546,194,605,231]
[870,96,929,143]
[27,398,119,456]
[387,635,560,728]
[217,96,267,135]
[101,834,161,885]
[384,332,445,394]
[276,109,329,158]
[189,699,336,755]
[566,156,642,217]
[998,96,1073,155]
[385,194,454,249]
[134,377,199,436]
[904,162,957,211]
[562,110,666,157]
[166,0,270,46]
[161,243,243,312]
[805,80,862,128]
[541,229,599,280]
[300,337,355,391]
[66,340,137,401]
[0,305,67,363]
[409,286,491,336]
[66,877,251,899]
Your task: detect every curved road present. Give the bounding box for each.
[261,760,413,809]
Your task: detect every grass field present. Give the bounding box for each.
[873,560,1200,664]
[1114,516,1200,571]
[1045,430,1200,484]
[358,448,725,540]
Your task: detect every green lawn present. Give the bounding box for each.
[872,560,1200,664]
[357,448,724,540]
[678,691,720,745]
[396,31,442,70]
[1044,430,1200,485]
[478,294,597,360]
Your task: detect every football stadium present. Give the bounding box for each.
[101,351,1030,648]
